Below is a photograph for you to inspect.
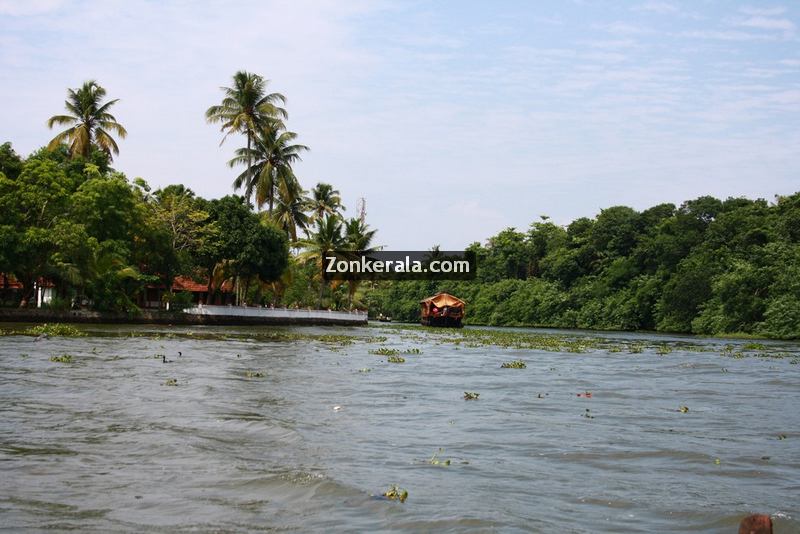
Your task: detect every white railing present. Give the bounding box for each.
[183,305,367,323]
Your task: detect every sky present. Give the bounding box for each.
[1,0,798,250]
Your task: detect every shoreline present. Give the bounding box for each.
[0,308,367,327]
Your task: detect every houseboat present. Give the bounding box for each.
[420,292,465,327]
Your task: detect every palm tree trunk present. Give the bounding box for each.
[247,132,252,202]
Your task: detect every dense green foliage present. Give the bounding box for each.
[0,143,288,311]
[366,197,800,339]
[1,75,376,312]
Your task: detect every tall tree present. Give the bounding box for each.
[228,128,308,212]
[47,80,127,160]
[298,214,345,307]
[343,217,378,307]
[309,182,344,221]
[270,179,311,243]
[206,71,287,184]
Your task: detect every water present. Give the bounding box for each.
[1,323,798,532]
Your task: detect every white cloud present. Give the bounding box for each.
[0,0,64,16]
[736,15,796,32]
[739,6,787,16]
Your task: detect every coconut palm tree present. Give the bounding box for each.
[298,214,345,307]
[206,71,287,182]
[309,183,344,221]
[47,80,127,160]
[271,179,311,243]
[228,128,308,212]
[343,217,379,307]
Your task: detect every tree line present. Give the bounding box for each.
[0,73,377,311]
[366,195,800,339]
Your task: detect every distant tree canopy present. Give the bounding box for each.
[366,194,800,339]
[0,143,289,311]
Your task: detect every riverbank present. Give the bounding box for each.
[0,307,367,327]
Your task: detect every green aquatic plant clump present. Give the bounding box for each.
[382,485,408,503]
[50,354,74,363]
[25,324,86,337]
[501,360,526,369]
[428,448,451,466]
[245,370,264,378]
[164,378,178,386]
[387,355,406,363]
[464,391,480,400]
[370,347,400,356]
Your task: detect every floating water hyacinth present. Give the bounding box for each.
[50,354,73,363]
[428,448,451,466]
[678,406,689,413]
[25,324,86,337]
[500,360,526,369]
[387,355,405,363]
[164,378,178,386]
[370,347,400,356]
[382,485,408,503]
[245,370,264,378]
[464,392,480,400]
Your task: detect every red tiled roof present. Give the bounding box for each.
[171,276,233,293]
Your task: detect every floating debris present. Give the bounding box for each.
[50,354,73,363]
[245,370,264,378]
[577,391,592,398]
[370,347,400,356]
[163,378,178,386]
[428,448,451,466]
[583,408,594,419]
[678,406,689,413]
[778,434,787,440]
[357,368,372,373]
[382,485,408,503]
[500,360,526,369]
[714,458,721,465]
[333,405,342,411]
[464,392,480,401]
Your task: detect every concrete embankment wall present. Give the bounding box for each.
[0,307,368,326]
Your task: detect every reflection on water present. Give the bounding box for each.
[1,323,798,532]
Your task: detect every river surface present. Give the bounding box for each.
[1,323,798,533]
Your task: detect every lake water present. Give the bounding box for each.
[1,323,798,532]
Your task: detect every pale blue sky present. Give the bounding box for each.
[1,0,798,249]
